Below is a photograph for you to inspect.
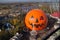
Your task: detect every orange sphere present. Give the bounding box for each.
[25,9,48,31]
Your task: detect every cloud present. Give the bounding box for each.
[0,0,59,3]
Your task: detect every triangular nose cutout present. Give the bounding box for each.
[36,19,38,23]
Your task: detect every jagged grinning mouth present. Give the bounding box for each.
[30,23,45,28]
[28,21,45,28]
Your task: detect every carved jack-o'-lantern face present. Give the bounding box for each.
[25,9,48,31]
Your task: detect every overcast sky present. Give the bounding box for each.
[0,0,59,3]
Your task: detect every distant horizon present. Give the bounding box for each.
[0,0,59,3]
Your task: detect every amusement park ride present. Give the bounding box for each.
[0,0,59,40]
[9,9,60,40]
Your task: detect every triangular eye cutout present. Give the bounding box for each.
[30,16,34,20]
[40,16,44,20]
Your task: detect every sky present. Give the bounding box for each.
[0,0,59,3]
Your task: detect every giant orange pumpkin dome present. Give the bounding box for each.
[25,9,48,31]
